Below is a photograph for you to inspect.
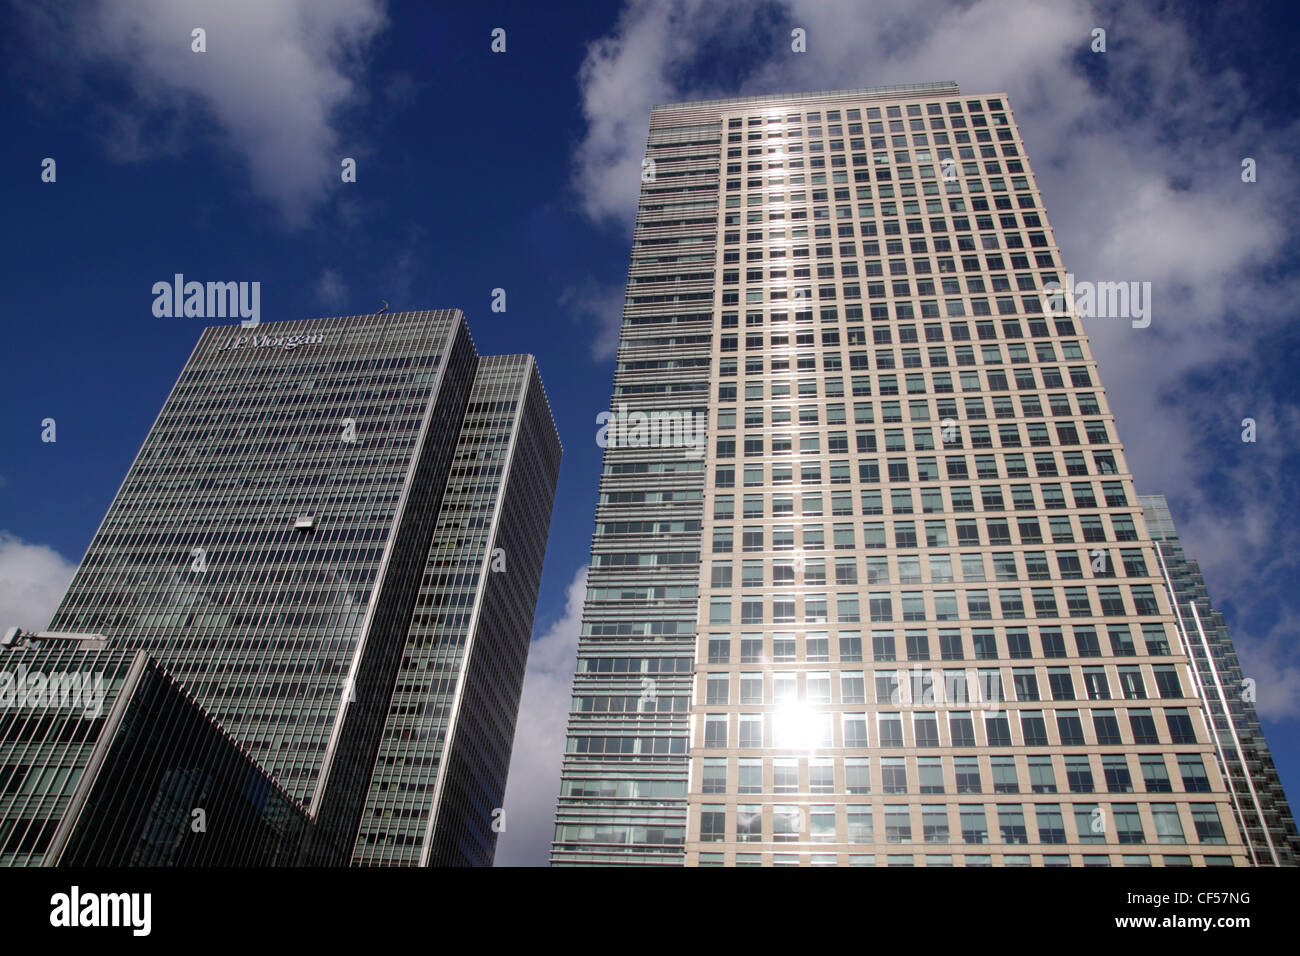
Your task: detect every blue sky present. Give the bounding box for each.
[2,0,1299,866]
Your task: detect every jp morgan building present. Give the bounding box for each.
[0,309,561,866]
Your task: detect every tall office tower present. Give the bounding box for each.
[353,355,562,866]
[1140,495,1300,866]
[0,310,560,866]
[554,83,1282,866]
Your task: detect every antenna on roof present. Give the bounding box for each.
[376,299,389,316]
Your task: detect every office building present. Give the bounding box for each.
[553,84,1286,866]
[0,309,560,866]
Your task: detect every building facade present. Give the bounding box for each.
[553,84,1286,866]
[0,310,561,866]
[1140,494,1300,866]
[353,355,562,865]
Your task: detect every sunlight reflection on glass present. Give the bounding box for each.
[772,700,819,751]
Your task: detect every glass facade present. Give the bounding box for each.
[554,85,1272,866]
[1141,494,1300,865]
[0,310,561,866]
[354,356,562,865]
[62,643,309,866]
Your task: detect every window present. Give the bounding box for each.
[704,715,727,747]
[960,806,988,844]
[950,711,976,747]
[1129,708,1159,744]
[923,806,950,843]
[998,806,1028,844]
[708,637,730,664]
[1094,709,1124,746]
[1074,804,1105,844]
[1036,805,1066,844]
[1166,708,1198,744]
[1140,755,1172,792]
[1020,710,1048,746]
[705,674,729,705]
[1083,667,1110,700]
[768,760,797,796]
[1151,804,1185,844]
[1066,755,1094,793]
[1074,628,1101,657]
[846,757,871,794]
[811,805,837,842]
[847,805,874,842]
[1178,754,1211,792]
[1012,669,1040,702]
[1102,754,1133,792]
[1113,804,1145,844]
[1056,710,1085,745]
[1154,666,1183,699]
[700,806,726,843]
[885,806,912,843]
[879,713,904,747]
[1048,668,1075,700]
[915,712,940,747]
[955,756,981,793]
[709,597,731,625]
[1106,628,1139,661]
[844,714,870,748]
[985,712,1011,746]
[1143,624,1171,656]
[773,805,801,842]
[991,756,1018,793]
[702,759,727,794]
[917,756,945,794]
[1191,805,1226,844]
[1028,755,1057,793]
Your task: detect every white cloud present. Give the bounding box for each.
[20,0,387,225]
[315,268,348,307]
[1234,610,1300,723]
[572,0,690,228]
[0,533,77,633]
[496,566,586,866]
[560,282,626,361]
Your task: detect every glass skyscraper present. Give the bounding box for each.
[0,309,561,866]
[553,84,1293,866]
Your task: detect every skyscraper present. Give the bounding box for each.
[0,309,561,866]
[553,84,1290,866]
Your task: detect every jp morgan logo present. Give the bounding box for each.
[217,332,323,353]
[152,274,260,327]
